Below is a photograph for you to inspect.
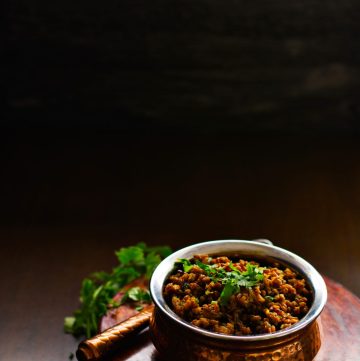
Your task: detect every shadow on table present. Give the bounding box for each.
[108,329,159,361]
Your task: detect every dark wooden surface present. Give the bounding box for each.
[4,0,360,131]
[1,133,360,361]
[98,277,360,361]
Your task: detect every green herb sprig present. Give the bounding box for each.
[177,259,264,306]
[65,242,171,338]
[121,286,151,305]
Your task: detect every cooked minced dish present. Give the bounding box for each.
[163,254,312,335]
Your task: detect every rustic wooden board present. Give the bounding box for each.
[99,277,360,361]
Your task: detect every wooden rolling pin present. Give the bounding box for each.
[76,304,154,361]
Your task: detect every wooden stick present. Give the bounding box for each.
[76,304,154,361]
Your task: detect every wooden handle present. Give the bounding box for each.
[76,304,154,361]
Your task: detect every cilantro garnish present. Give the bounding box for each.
[219,263,264,306]
[121,287,151,304]
[177,258,264,306]
[195,260,225,280]
[177,258,193,272]
[64,243,171,338]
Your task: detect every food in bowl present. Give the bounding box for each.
[150,240,327,361]
[163,254,311,336]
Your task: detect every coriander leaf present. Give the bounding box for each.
[80,279,96,303]
[219,281,239,306]
[228,262,241,274]
[176,258,264,308]
[115,246,144,266]
[64,242,172,338]
[64,317,75,333]
[145,252,162,279]
[195,260,216,276]
[112,266,141,288]
[135,242,147,250]
[121,287,151,304]
[92,285,104,301]
[177,258,193,272]
[195,260,226,281]
[217,263,265,305]
[108,299,121,308]
[242,263,264,285]
[91,271,112,282]
[195,260,213,273]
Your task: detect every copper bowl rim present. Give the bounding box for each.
[150,239,327,342]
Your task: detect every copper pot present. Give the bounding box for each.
[149,239,327,361]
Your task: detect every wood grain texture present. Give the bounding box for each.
[315,277,360,360]
[4,0,360,131]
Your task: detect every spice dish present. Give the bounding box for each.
[164,254,311,336]
[149,239,327,361]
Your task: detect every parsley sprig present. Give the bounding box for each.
[177,258,264,306]
[65,242,171,338]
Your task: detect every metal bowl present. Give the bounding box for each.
[149,239,327,361]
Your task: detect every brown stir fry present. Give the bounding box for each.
[163,254,311,335]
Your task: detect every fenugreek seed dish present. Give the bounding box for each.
[163,254,312,336]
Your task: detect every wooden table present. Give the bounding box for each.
[1,133,360,361]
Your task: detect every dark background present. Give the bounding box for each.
[2,1,360,360]
[3,0,360,132]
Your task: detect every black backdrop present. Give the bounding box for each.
[3,0,360,133]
